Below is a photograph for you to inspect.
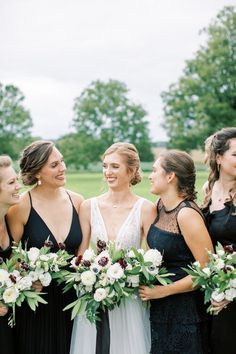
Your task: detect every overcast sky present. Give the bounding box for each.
[0,0,233,141]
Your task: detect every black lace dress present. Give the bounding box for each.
[0,231,16,354]
[147,200,210,354]
[14,192,82,354]
[202,200,236,354]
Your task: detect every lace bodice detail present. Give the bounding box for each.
[155,199,203,234]
[90,197,145,249]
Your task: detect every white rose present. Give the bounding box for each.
[127,275,140,287]
[27,247,40,263]
[28,271,39,282]
[229,278,236,288]
[225,288,236,302]
[39,272,52,287]
[211,290,225,302]
[94,288,107,302]
[0,269,10,285]
[144,249,162,267]
[81,271,96,286]
[202,267,211,276]
[17,276,32,290]
[3,287,19,303]
[214,259,225,271]
[217,250,225,257]
[83,249,95,262]
[107,263,124,281]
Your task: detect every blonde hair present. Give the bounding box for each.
[0,155,12,183]
[102,142,142,185]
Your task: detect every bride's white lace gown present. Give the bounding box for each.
[70,197,151,354]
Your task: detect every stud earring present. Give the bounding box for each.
[37,179,42,186]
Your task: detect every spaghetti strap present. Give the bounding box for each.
[66,191,74,207]
[28,191,33,206]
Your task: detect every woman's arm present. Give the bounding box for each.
[6,193,30,242]
[77,199,91,256]
[141,200,157,242]
[139,207,214,301]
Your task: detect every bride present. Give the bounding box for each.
[70,142,156,354]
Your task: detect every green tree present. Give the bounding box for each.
[0,83,33,158]
[72,79,154,163]
[57,132,102,170]
[161,6,236,150]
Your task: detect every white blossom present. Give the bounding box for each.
[83,249,95,262]
[27,247,40,263]
[211,290,225,302]
[39,272,52,287]
[144,249,162,267]
[3,287,19,303]
[225,288,236,301]
[127,275,140,287]
[107,263,124,282]
[81,271,96,286]
[94,288,107,302]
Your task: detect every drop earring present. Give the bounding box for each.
[38,179,42,186]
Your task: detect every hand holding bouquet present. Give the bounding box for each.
[0,257,47,327]
[184,243,236,313]
[11,238,72,288]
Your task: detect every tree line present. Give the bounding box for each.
[1,6,235,167]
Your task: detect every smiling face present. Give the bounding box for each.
[37,147,67,187]
[217,138,236,179]
[0,166,21,207]
[149,157,170,196]
[102,152,132,189]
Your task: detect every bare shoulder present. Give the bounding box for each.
[177,206,203,226]
[7,191,31,223]
[140,198,157,220]
[66,190,84,210]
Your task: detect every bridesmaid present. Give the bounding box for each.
[7,140,84,354]
[0,155,21,354]
[139,150,213,354]
[202,127,236,354]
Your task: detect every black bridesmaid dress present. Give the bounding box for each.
[147,199,210,354]
[203,200,236,354]
[14,192,82,354]
[0,231,15,354]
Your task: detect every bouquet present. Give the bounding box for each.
[63,241,173,322]
[125,247,174,288]
[63,240,134,322]
[11,239,72,288]
[184,243,236,312]
[0,257,47,327]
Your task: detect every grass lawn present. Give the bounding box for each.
[65,170,208,205]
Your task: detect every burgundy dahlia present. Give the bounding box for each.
[58,242,66,250]
[118,258,128,269]
[82,260,91,267]
[75,255,83,266]
[97,240,107,254]
[223,244,234,254]
[44,240,54,248]
[98,256,109,267]
[9,274,17,284]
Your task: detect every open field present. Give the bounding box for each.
[65,170,208,204]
